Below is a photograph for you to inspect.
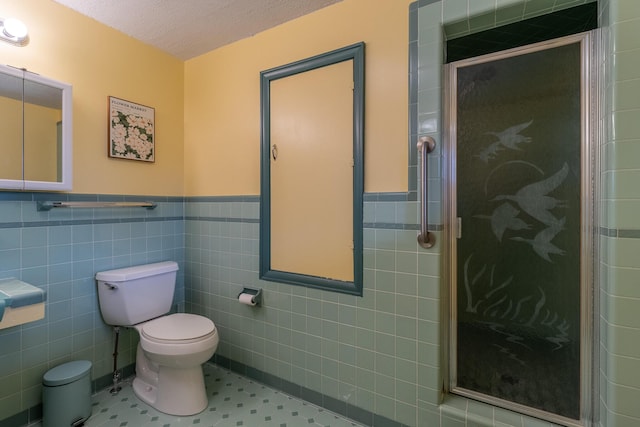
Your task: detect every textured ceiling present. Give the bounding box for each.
[52,0,343,60]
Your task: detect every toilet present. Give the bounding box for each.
[95,261,218,416]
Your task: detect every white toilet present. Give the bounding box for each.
[95,261,219,416]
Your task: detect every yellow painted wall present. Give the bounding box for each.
[0,0,411,196]
[0,0,184,195]
[184,0,412,195]
[270,60,354,281]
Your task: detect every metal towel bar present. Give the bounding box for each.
[37,201,157,211]
[417,136,436,249]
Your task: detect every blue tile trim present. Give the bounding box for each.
[0,222,23,229]
[187,192,411,203]
[0,191,184,203]
[599,227,615,237]
[0,192,184,229]
[0,411,27,427]
[0,216,184,228]
[609,228,640,239]
[363,192,410,202]
[186,216,430,231]
[364,222,416,230]
[363,222,444,231]
[184,195,259,202]
[184,216,259,224]
[212,355,409,427]
[0,192,31,201]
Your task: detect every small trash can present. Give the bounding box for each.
[42,360,92,427]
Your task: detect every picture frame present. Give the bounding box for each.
[108,96,155,162]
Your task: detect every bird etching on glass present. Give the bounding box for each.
[474,140,504,163]
[474,202,531,241]
[475,120,534,163]
[492,162,568,227]
[510,218,566,262]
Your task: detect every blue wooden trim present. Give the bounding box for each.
[259,56,272,287]
[261,270,361,296]
[417,0,440,6]
[260,43,365,297]
[352,42,365,297]
[408,1,419,201]
[260,42,365,82]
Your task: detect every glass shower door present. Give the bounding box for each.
[445,32,596,424]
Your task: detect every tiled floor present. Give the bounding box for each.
[31,364,363,427]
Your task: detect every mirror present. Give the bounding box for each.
[0,71,23,181]
[0,65,72,191]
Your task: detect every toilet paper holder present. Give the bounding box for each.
[238,287,262,306]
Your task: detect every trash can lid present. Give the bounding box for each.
[43,360,92,386]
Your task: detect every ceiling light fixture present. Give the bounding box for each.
[0,17,29,46]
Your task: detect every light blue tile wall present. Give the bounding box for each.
[599,0,640,426]
[0,193,185,425]
[183,2,610,426]
[415,2,591,425]
[416,0,640,427]
[183,1,629,427]
[5,1,637,427]
[184,195,438,427]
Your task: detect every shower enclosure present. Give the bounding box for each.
[443,31,598,426]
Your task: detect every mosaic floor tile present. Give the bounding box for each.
[30,364,363,427]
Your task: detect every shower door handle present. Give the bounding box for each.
[417,136,436,249]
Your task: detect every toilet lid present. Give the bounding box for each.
[141,313,215,342]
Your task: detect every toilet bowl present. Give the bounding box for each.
[132,313,218,415]
[95,261,219,416]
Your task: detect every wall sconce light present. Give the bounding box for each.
[0,17,29,46]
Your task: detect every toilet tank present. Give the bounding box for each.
[95,261,178,326]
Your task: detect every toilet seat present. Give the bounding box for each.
[141,313,215,344]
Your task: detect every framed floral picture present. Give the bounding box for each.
[108,96,155,162]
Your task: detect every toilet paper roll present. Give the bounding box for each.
[238,293,256,306]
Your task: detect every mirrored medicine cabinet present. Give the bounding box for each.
[0,64,72,191]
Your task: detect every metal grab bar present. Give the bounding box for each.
[37,201,157,211]
[417,136,436,249]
